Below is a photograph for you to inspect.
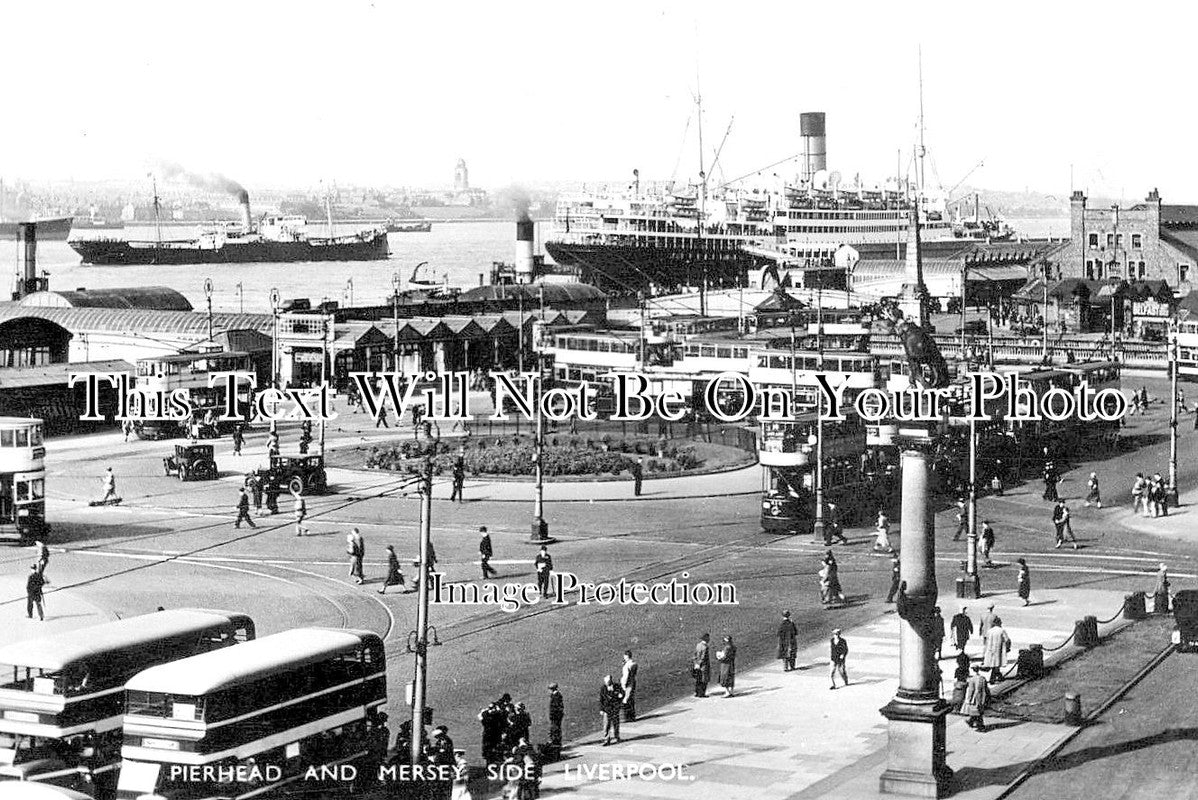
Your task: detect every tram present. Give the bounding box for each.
[759,412,893,533]
[0,417,46,545]
[0,609,255,798]
[116,628,387,800]
[133,352,256,440]
[1177,319,1198,381]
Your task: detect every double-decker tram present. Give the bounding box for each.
[133,352,256,440]
[759,411,891,532]
[0,417,46,545]
[0,610,255,797]
[1177,320,1198,381]
[117,629,387,800]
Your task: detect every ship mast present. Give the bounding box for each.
[151,173,162,248]
[917,45,926,195]
[695,71,707,316]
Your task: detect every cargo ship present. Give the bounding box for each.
[69,190,389,265]
[545,111,1011,295]
[386,219,432,233]
[0,216,73,241]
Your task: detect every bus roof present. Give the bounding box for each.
[140,351,251,364]
[0,417,43,427]
[125,628,375,696]
[0,609,249,671]
[1063,361,1120,372]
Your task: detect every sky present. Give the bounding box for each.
[3,0,1195,201]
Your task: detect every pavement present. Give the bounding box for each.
[524,586,1135,800]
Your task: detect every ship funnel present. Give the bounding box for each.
[238,190,252,232]
[11,222,37,300]
[800,112,827,186]
[515,211,535,284]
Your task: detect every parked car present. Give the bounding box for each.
[163,443,218,481]
[1173,590,1198,651]
[266,453,329,495]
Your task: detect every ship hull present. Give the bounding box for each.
[544,240,759,295]
[0,216,73,241]
[70,231,390,265]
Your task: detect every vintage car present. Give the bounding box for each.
[1173,590,1198,652]
[163,443,218,481]
[267,453,329,495]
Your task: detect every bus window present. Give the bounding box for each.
[15,483,28,502]
[30,426,42,446]
[14,429,28,448]
[0,430,11,447]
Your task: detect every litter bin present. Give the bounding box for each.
[1016,644,1044,679]
[1124,591,1146,620]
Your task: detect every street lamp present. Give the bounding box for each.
[1168,324,1180,508]
[530,324,555,544]
[812,285,826,544]
[392,272,401,371]
[959,413,981,598]
[203,278,213,344]
[235,281,243,314]
[270,288,281,389]
[406,461,435,766]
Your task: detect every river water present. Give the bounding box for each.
[2,217,1067,314]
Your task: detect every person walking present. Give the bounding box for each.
[347,528,365,584]
[247,471,263,514]
[1132,472,1147,515]
[479,527,499,579]
[122,418,133,443]
[267,429,280,458]
[950,606,974,654]
[1152,472,1168,517]
[1085,472,1102,508]
[26,564,45,621]
[32,539,49,578]
[264,476,280,515]
[231,424,244,456]
[631,458,643,497]
[547,684,564,752]
[982,615,1011,683]
[1052,500,1077,549]
[293,488,308,537]
[599,675,624,745]
[991,459,1005,496]
[885,554,901,603]
[1017,559,1031,606]
[534,545,553,596]
[234,488,256,528]
[620,650,638,721]
[378,545,405,594]
[824,502,850,545]
[961,665,991,731]
[100,467,118,504]
[450,456,465,503]
[821,551,845,606]
[716,636,737,697]
[693,633,711,698]
[979,603,997,641]
[873,510,894,553]
[980,520,996,566]
[829,629,849,689]
[930,606,946,660]
[952,498,968,541]
[951,652,971,711]
[1042,458,1059,502]
[777,610,798,671]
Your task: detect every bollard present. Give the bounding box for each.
[1124,592,1147,620]
[1073,618,1096,648]
[1064,692,1082,725]
[1016,644,1044,679]
[1085,615,1099,644]
[1153,589,1171,615]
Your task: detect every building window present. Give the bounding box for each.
[1106,233,1114,247]
[1088,233,1099,249]
[1116,233,1124,248]
[1181,264,1190,283]
[1085,260,1095,279]
[1138,261,1147,279]
[1132,233,1143,249]
[1127,263,1135,279]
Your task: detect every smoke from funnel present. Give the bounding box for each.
[496,185,532,223]
[155,160,247,198]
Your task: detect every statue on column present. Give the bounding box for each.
[880,302,951,390]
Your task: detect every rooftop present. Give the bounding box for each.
[19,286,193,312]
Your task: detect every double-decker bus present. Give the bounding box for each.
[133,352,256,440]
[117,629,387,800]
[759,412,893,533]
[0,610,255,797]
[0,417,46,545]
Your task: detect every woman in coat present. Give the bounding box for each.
[951,652,971,711]
[379,545,405,594]
[716,636,737,697]
[981,616,1012,683]
[1016,558,1031,606]
[960,666,991,730]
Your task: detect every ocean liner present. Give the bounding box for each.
[69,190,389,265]
[544,112,1010,295]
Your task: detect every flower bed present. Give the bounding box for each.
[363,434,704,477]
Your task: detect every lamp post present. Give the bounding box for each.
[320,315,329,456]
[530,325,555,543]
[408,461,434,766]
[345,277,354,309]
[392,272,401,370]
[203,279,213,344]
[959,413,981,598]
[959,264,968,369]
[813,288,825,544]
[1168,326,1180,508]
[235,281,243,314]
[269,288,281,389]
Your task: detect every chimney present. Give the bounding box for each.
[515,212,535,283]
[799,112,827,186]
[12,222,37,300]
[238,190,252,231]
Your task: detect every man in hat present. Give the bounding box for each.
[479,527,498,579]
[235,488,256,529]
[961,665,990,731]
[829,629,849,689]
[534,545,553,596]
[26,564,45,621]
[599,675,624,745]
[100,467,118,504]
[631,458,643,497]
[548,683,564,750]
[777,611,798,671]
[885,554,901,603]
[620,650,638,721]
[950,606,974,654]
[979,603,997,641]
[692,633,711,697]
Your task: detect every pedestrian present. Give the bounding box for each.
[1141,386,1150,411]
[962,666,991,731]
[599,675,624,745]
[716,636,737,697]
[631,458,643,497]
[982,614,1011,683]
[821,550,845,606]
[100,467,118,504]
[991,459,1005,496]
[232,424,244,456]
[980,520,995,566]
[375,406,390,428]
[1152,472,1168,517]
[451,750,474,800]
[347,528,365,584]
[979,603,997,640]
[873,510,894,553]
[265,477,280,515]
[952,498,968,541]
[1051,500,1077,549]
[534,545,553,596]
[951,652,971,711]
[1084,472,1101,507]
[477,702,503,765]
[950,606,974,654]
[26,564,45,621]
[246,471,263,514]
[824,502,849,545]
[547,683,564,751]
[479,527,499,579]
[1155,563,1171,612]
[378,545,406,594]
[930,606,946,660]
[829,629,849,689]
[234,488,256,529]
[293,488,307,536]
[777,610,798,671]
[693,633,711,697]
[1017,559,1031,606]
[1131,392,1142,415]
[450,456,465,503]
[621,650,638,721]
[122,418,133,443]
[1132,472,1147,515]
[885,554,901,603]
[1042,459,1059,502]
[32,539,49,578]
[267,429,280,458]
